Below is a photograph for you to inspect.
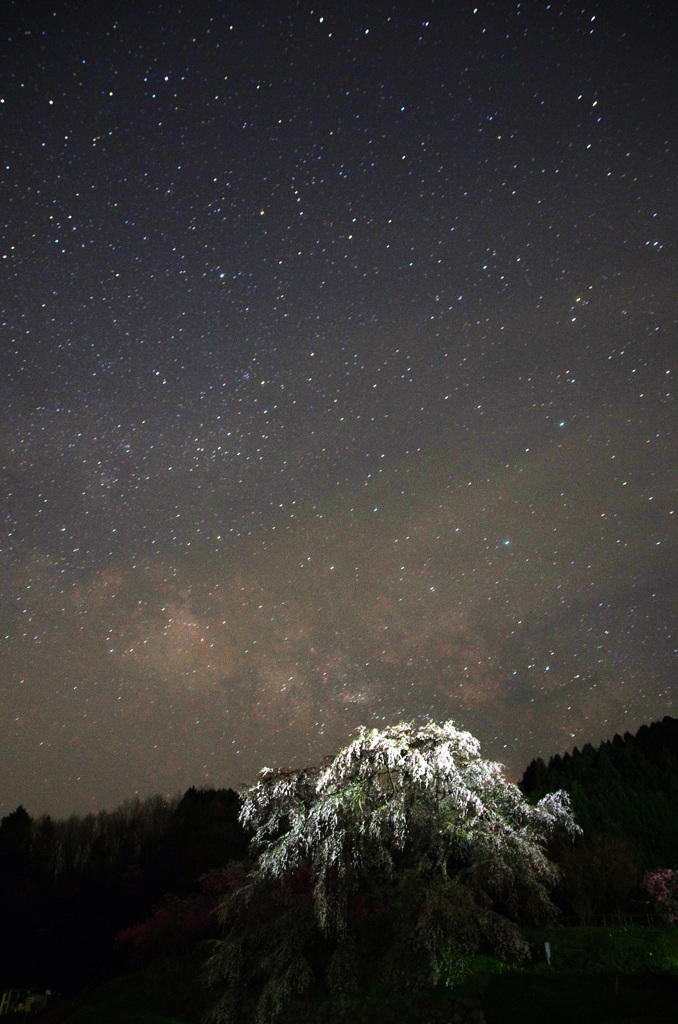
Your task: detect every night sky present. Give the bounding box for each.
[1,0,676,818]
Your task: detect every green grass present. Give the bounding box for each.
[48,927,678,1024]
[453,927,678,1024]
[523,924,678,975]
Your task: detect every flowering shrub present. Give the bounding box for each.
[114,892,218,957]
[643,868,678,925]
[114,869,246,960]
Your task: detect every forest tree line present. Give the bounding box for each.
[521,714,678,868]
[0,786,247,992]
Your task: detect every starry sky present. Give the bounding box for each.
[1,0,676,817]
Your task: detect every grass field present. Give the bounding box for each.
[39,927,678,1024]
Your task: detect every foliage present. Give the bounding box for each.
[114,893,217,959]
[205,867,318,1024]
[551,833,639,925]
[243,720,578,932]
[0,788,247,993]
[521,715,678,869]
[643,868,678,926]
[206,720,579,1023]
[114,866,248,962]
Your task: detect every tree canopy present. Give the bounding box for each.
[207,720,579,1022]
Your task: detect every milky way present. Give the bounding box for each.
[1,0,676,815]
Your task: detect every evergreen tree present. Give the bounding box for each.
[520,716,678,869]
